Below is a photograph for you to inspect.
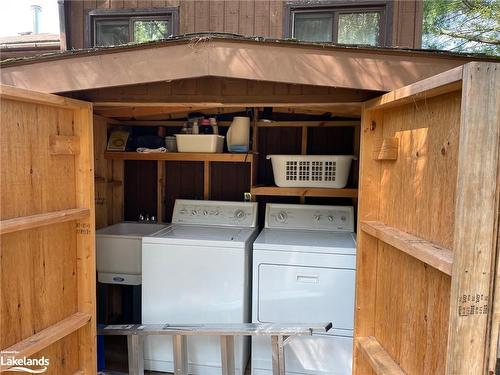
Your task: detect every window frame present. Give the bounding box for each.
[85,8,179,48]
[284,1,393,47]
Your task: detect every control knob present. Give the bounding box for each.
[276,211,287,223]
[234,209,246,219]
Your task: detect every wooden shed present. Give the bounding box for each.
[1,35,499,375]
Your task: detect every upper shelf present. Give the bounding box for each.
[251,186,358,198]
[104,152,253,163]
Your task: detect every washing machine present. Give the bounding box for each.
[142,199,258,375]
[252,203,356,375]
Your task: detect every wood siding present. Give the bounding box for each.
[66,0,423,50]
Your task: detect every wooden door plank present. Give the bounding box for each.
[73,105,98,375]
[364,66,463,111]
[0,312,91,371]
[446,62,500,375]
[360,221,453,276]
[357,336,406,375]
[0,208,89,235]
[353,107,384,375]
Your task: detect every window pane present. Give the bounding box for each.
[338,12,381,46]
[134,20,169,43]
[294,12,333,42]
[95,20,130,46]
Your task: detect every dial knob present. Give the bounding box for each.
[313,214,321,221]
[341,215,347,222]
[203,210,209,216]
[191,210,198,216]
[276,212,287,223]
[328,216,334,222]
[234,209,245,219]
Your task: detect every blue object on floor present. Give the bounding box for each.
[97,323,106,371]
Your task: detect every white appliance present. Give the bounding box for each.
[96,222,168,285]
[252,204,356,375]
[142,199,258,374]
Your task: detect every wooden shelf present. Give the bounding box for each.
[104,151,253,163]
[356,337,405,375]
[251,186,358,198]
[0,312,91,371]
[0,208,90,235]
[360,221,453,276]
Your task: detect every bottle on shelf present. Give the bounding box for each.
[192,120,199,134]
[200,118,213,134]
[209,117,219,135]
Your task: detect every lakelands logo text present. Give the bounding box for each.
[0,352,49,373]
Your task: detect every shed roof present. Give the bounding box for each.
[1,33,497,94]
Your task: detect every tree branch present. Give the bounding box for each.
[439,29,500,45]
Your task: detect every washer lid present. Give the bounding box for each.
[142,225,256,247]
[254,229,356,255]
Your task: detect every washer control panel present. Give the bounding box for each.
[265,203,354,232]
[172,199,258,227]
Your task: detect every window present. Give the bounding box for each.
[287,2,388,46]
[87,9,178,47]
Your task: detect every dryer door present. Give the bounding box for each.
[257,263,355,332]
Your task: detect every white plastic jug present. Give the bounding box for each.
[227,116,250,152]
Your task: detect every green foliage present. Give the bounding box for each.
[422,0,500,56]
[134,20,169,43]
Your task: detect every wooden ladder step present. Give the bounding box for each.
[0,208,90,235]
[360,220,453,275]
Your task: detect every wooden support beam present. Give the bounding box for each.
[356,337,406,375]
[364,65,463,111]
[104,151,253,163]
[360,221,453,276]
[157,161,165,222]
[73,105,97,374]
[49,135,80,155]
[0,208,90,235]
[446,62,500,375]
[204,161,211,200]
[353,107,384,375]
[0,312,91,371]
[108,120,360,128]
[0,84,87,109]
[93,101,362,109]
[250,186,358,198]
[372,138,398,161]
[257,120,360,128]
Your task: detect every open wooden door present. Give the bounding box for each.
[353,62,499,375]
[0,85,96,374]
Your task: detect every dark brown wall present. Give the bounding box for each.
[65,0,423,50]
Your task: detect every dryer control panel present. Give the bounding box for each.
[172,199,258,227]
[265,203,354,232]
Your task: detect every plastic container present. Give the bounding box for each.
[165,136,177,152]
[175,134,225,153]
[266,154,355,188]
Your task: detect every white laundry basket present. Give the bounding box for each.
[267,155,355,188]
